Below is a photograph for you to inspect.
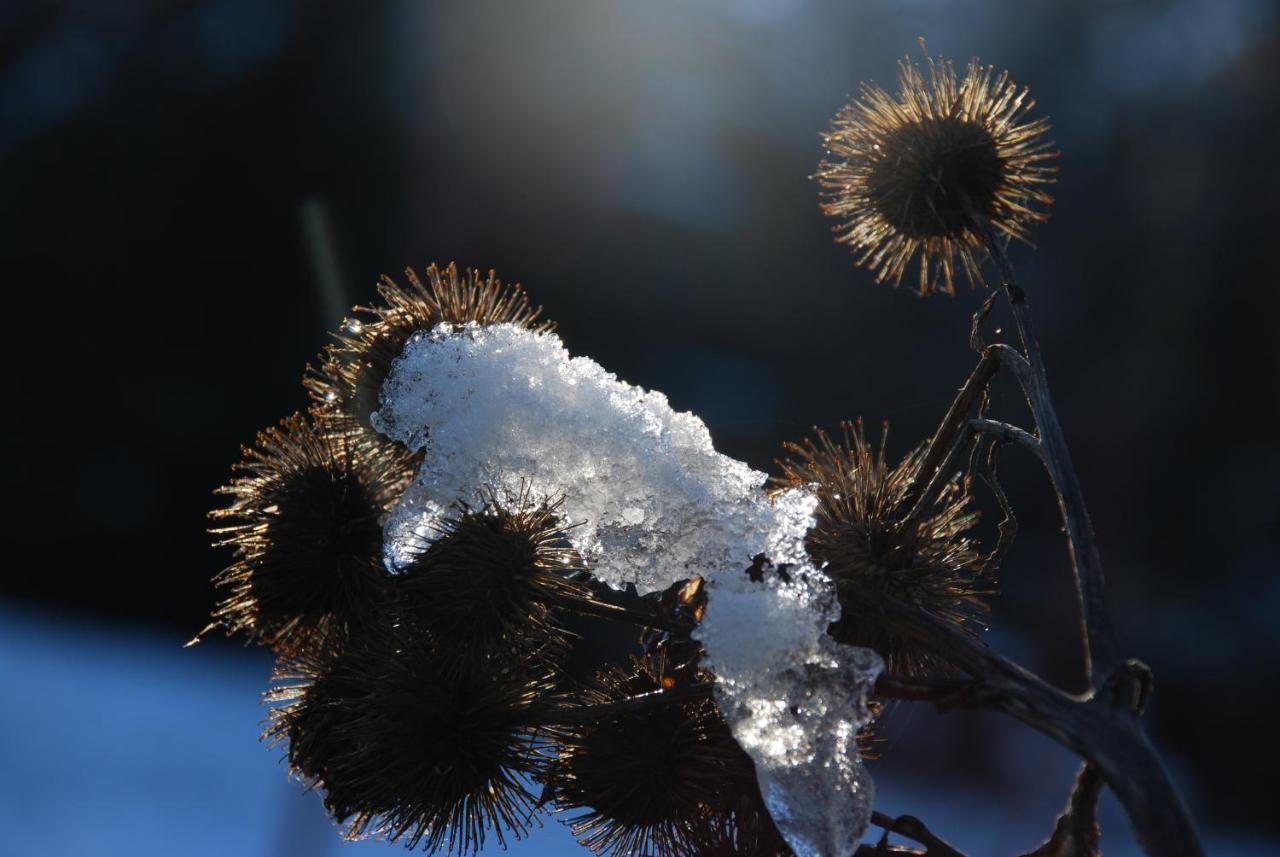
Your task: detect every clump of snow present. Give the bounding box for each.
[373,321,776,592]
[693,497,883,857]
[373,321,882,856]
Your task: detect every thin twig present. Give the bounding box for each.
[869,580,1205,857]
[874,673,972,703]
[562,594,686,634]
[522,682,713,727]
[905,348,1002,516]
[975,222,1122,684]
[976,428,1020,569]
[908,421,979,522]
[970,417,1044,461]
[1018,763,1104,857]
[871,811,968,857]
[984,342,1035,389]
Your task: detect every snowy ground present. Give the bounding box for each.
[0,603,579,857]
[0,602,1273,857]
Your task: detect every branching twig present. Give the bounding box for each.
[970,417,1044,462]
[975,222,1121,684]
[874,673,972,704]
[871,811,968,857]
[563,594,686,634]
[905,348,1002,516]
[1018,764,1104,857]
[523,682,713,727]
[867,551,1204,856]
[976,427,1020,569]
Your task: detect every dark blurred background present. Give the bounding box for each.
[2,1,1277,855]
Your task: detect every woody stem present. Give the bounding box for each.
[901,215,1205,857]
[867,593,1204,857]
[973,219,1121,686]
[906,347,1002,518]
[562,595,686,634]
[522,682,713,726]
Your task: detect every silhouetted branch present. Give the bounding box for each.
[976,223,1121,684]
[1018,764,1103,857]
[870,811,967,857]
[523,682,713,727]
[562,594,686,634]
[886,582,1201,855]
[976,425,1020,569]
[969,417,1043,461]
[874,673,972,704]
[905,347,1002,516]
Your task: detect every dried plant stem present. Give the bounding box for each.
[976,223,1120,683]
[562,595,686,634]
[968,417,1044,462]
[522,683,713,727]
[869,811,967,857]
[906,347,1001,516]
[869,593,1202,857]
[873,219,1209,856]
[1018,763,1103,857]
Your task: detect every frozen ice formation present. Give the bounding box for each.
[373,321,776,591]
[693,498,884,857]
[373,321,883,856]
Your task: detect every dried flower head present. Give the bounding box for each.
[392,487,587,671]
[546,656,755,857]
[204,413,416,653]
[816,52,1057,295]
[267,635,554,855]
[687,792,793,857]
[306,262,553,431]
[636,576,710,684]
[777,420,992,676]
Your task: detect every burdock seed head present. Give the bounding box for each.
[204,412,416,654]
[687,792,794,857]
[266,634,554,855]
[390,487,588,672]
[816,50,1057,295]
[546,656,757,857]
[777,420,993,676]
[305,262,554,431]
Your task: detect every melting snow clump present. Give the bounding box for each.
[373,321,883,856]
[373,321,775,592]
[694,489,883,857]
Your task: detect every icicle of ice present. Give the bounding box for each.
[699,599,882,856]
[695,490,884,857]
[373,322,883,854]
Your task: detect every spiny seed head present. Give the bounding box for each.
[686,792,794,857]
[266,634,554,855]
[546,656,757,857]
[638,577,711,681]
[816,51,1057,295]
[392,487,587,673]
[306,262,553,431]
[777,420,993,676]
[204,413,416,655]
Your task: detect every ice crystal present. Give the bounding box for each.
[372,322,883,855]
